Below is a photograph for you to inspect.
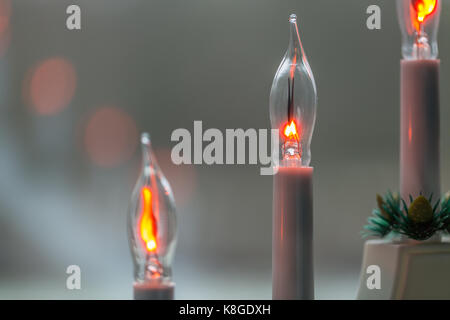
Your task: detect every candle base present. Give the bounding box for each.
[272,166,314,300]
[357,238,450,299]
[133,281,175,300]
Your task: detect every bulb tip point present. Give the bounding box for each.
[141,132,151,145]
[289,14,297,23]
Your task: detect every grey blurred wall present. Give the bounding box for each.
[1,0,450,299]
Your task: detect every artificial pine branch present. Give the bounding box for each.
[362,191,450,241]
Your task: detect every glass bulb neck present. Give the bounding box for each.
[412,30,431,59]
[282,139,301,161]
[144,254,164,280]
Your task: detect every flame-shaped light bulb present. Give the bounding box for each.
[128,133,177,298]
[397,0,441,60]
[270,14,317,167]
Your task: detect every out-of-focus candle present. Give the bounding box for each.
[128,133,177,300]
[400,60,440,200]
[397,0,441,200]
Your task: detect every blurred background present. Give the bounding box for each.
[1,0,450,299]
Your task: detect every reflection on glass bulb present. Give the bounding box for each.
[270,14,317,167]
[397,0,441,60]
[128,132,177,284]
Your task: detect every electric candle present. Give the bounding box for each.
[128,133,177,300]
[397,0,441,201]
[270,14,317,300]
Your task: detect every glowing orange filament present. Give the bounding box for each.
[139,187,158,253]
[412,0,437,24]
[283,120,299,141]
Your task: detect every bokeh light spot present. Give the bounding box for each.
[84,107,138,168]
[0,0,10,35]
[0,0,11,57]
[26,58,77,115]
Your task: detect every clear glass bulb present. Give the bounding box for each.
[270,14,317,167]
[128,132,177,284]
[397,0,441,60]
